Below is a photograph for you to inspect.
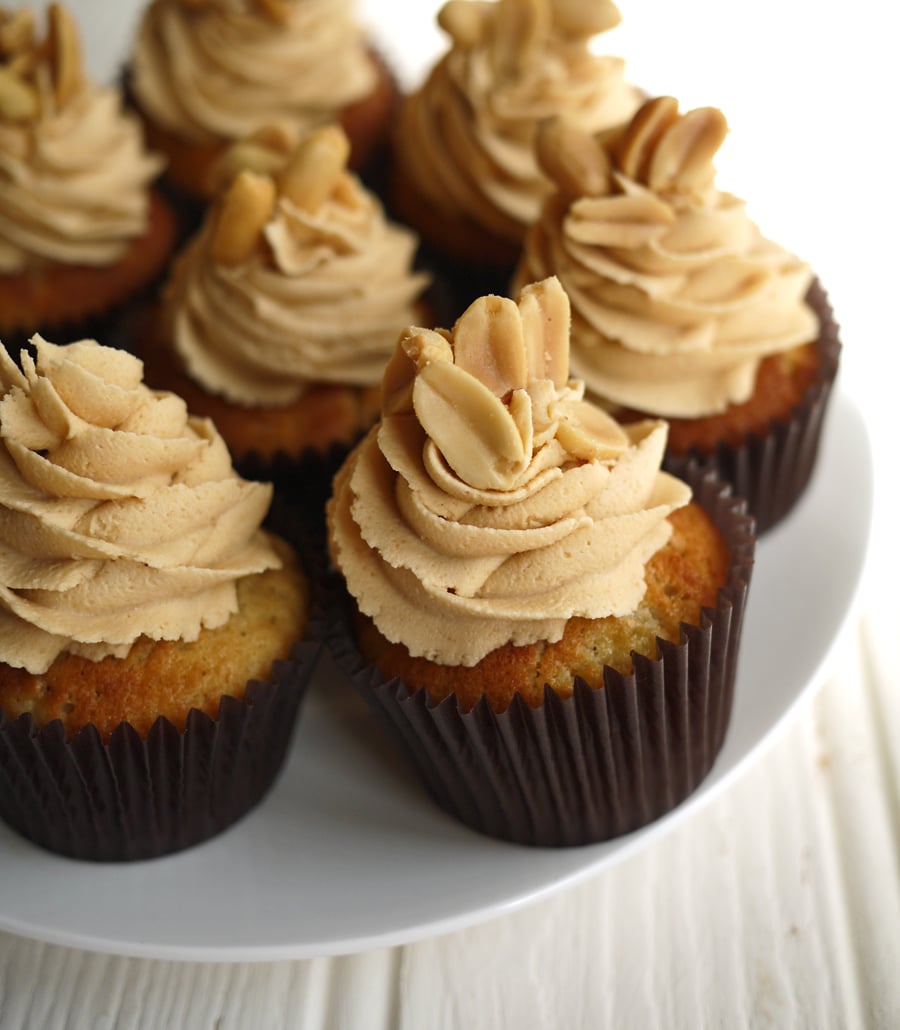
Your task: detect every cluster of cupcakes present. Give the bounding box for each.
[0,0,840,860]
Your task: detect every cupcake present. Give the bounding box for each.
[127,0,398,205]
[141,123,430,508]
[0,335,320,860]
[326,276,755,846]
[514,97,841,531]
[0,4,177,349]
[388,0,642,299]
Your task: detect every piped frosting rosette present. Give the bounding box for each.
[0,5,162,274]
[394,0,641,248]
[0,336,280,675]
[130,0,376,148]
[515,97,820,417]
[328,276,690,668]
[166,125,429,407]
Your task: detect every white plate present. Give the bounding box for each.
[0,388,873,962]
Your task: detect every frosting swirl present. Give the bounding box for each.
[130,0,376,147]
[515,97,820,416]
[328,277,690,667]
[0,336,280,674]
[0,5,162,273]
[394,0,641,246]
[166,126,429,406]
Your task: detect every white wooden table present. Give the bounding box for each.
[0,1,894,1026]
[0,596,895,1028]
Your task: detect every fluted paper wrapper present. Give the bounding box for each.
[664,278,841,535]
[328,470,755,847]
[0,637,321,862]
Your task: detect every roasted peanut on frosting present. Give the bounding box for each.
[277,125,351,212]
[535,119,612,201]
[0,66,36,120]
[47,3,84,108]
[0,3,84,116]
[210,170,277,266]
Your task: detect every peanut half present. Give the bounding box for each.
[647,106,728,194]
[536,118,612,199]
[277,125,351,212]
[210,170,277,266]
[612,96,680,183]
[517,277,570,387]
[0,66,37,121]
[413,361,527,491]
[47,3,84,108]
[452,295,527,398]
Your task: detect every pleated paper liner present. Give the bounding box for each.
[0,636,323,863]
[327,468,756,848]
[663,278,842,535]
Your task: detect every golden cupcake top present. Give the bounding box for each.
[327,276,690,667]
[0,4,162,273]
[516,96,820,417]
[130,0,376,146]
[0,336,280,674]
[166,124,429,407]
[394,0,641,245]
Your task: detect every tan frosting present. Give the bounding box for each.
[0,336,280,674]
[327,277,690,667]
[166,126,429,407]
[395,0,641,245]
[130,0,376,147]
[515,97,820,417]
[0,6,162,274]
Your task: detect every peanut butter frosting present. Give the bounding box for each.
[0,336,281,674]
[130,0,376,148]
[515,97,820,417]
[328,277,690,667]
[0,6,163,274]
[167,125,429,407]
[395,0,641,246]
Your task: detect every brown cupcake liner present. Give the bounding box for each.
[0,635,322,862]
[327,468,756,847]
[663,278,841,535]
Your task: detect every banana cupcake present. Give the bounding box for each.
[327,277,754,846]
[141,124,430,507]
[389,0,641,299]
[0,336,319,860]
[0,4,176,348]
[514,98,841,531]
[127,0,397,204]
